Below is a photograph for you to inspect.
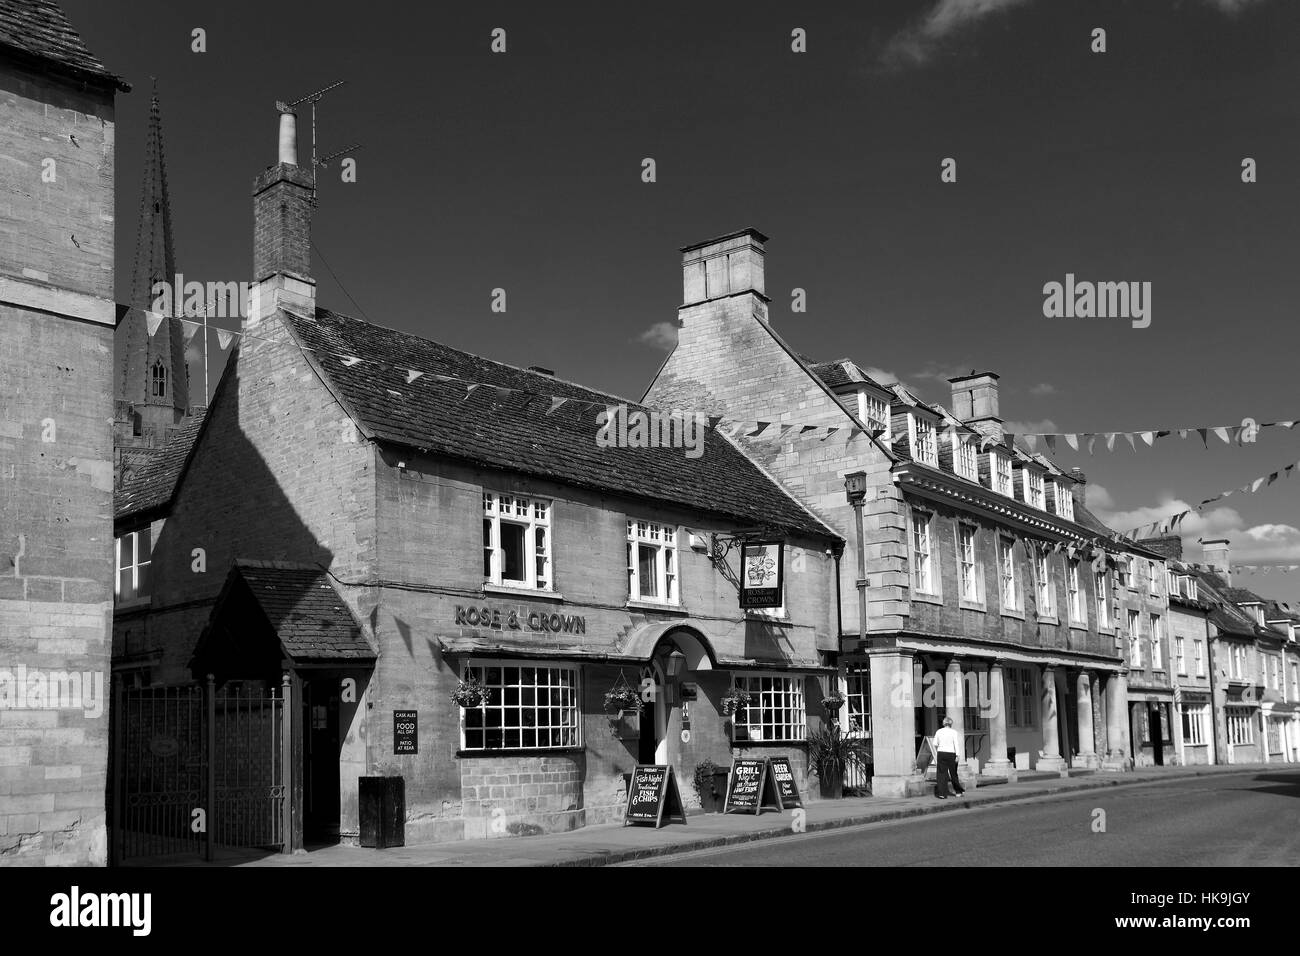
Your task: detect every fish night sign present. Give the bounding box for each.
[738,540,784,609]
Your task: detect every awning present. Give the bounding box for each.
[190,561,375,681]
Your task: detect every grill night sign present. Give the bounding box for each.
[454,605,587,635]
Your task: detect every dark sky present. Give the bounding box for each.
[63,0,1300,598]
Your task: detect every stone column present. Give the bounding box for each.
[1075,671,1100,769]
[1102,670,1132,771]
[868,650,925,797]
[1037,664,1067,772]
[982,660,1015,779]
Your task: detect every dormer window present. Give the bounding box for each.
[151,359,167,398]
[858,392,890,440]
[909,414,937,467]
[991,451,1013,497]
[953,433,978,481]
[1054,481,1074,521]
[1023,469,1045,510]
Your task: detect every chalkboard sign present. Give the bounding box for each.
[394,710,418,755]
[767,755,802,808]
[624,764,687,828]
[724,757,784,814]
[915,735,937,777]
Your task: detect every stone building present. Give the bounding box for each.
[0,0,129,865]
[111,119,842,849]
[643,228,1171,795]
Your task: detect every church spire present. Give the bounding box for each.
[117,79,189,416]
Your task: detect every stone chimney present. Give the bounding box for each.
[681,228,769,319]
[949,372,1003,443]
[1069,467,1087,508]
[1138,534,1183,562]
[249,110,316,327]
[1203,539,1231,584]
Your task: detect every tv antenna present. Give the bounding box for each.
[276,79,347,171]
[317,143,364,169]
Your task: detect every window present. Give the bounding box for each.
[151,360,166,398]
[733,674,806,742]
[1176,636,1186,675]
[1194,639,1205,677]
[953,434,978,481]
[1148,561,1159,596]
[1229,645,1245,680]
[1128,610,1142,666]
[483,493,552,590]
[1006,667,1035,728]
[627,520,679,605]
[1181,704,1206,745]
[1227,706,1254,745]
[1024,470,1045,510]
[1095,569,1111,629]
[1150,615,1163,669]
[992,452,1013,497]
[910,415,937,466]
[115,529,152,603]
[459,662,579,751]
[957,525,980,603]
[1035,551,1054,616]
[845,665,871,736]
[1067,560,1085,623]
[1055,482,1074,521]
[1186,577,1198,600]
[998,537,1018,610]
[859,393,889,440]
[1292,663,1299,702]
[911,510,934,594]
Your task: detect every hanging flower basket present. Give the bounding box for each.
[822,693,846,714]
[604,671,642,713]
[450,676,492,708]
[720,686,751,717]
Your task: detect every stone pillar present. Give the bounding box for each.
[1037,665,1067,772]
[1102,670,1132,772]
[869,650,926,797]
[1075,670,1100,769]
[982,660,1015,779]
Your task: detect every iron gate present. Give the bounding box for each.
[110,676,291,863]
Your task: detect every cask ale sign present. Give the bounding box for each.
[723,757,783,814]
[624,764,686,828]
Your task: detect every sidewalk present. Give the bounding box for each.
[166,763,1289,868]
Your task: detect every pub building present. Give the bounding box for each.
[110,115,843,850]
[645,228,1170,794]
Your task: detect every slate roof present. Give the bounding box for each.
[234,561,374,661]
[0,0,128,90]
[115,407,208,521]
[1186,568,1267,638]
[285,308,836,540]
[809,359,889,392]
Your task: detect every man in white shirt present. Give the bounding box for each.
[934,716,965,799]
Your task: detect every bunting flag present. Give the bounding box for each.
[1106,433,1117,452]
[463,383,483,399]
[1087,434,1098,455]
[216,329,234,350]
[1140,431,1155,446]
[1214,427,1230,444]
[1045,435,1058,454]
[1064,434,1078,451]
[1124,433,1137,452]
[340,356,362,367]
[1120,454,1300,537]
[546,397,567,415]
[145,310,164,336]
[406,370,423,385]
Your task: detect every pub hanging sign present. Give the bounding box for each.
[739,540,784,609]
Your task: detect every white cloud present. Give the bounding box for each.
[1003,419,1057,436]
[1029,382,1056,396]
[638,321,678,352]
[864,366,899,385]
[883,0,1034,67]
[1201,0,1268,13]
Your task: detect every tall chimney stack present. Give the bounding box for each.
[250,110,316,326]
[948,372,1003,443]
[680,228,768,320]
[1069,467,1087,508]
[1203,539,1231,584]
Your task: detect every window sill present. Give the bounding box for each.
[483,584,565,602]
[1068,621,1089,631]
[1001,608,1026,621]
[731,738,807,748]
[625,600,688,615]
[1038,615,1060,626]
[912,591,944,606]
[958,600,986,614]
[457,746,585,758]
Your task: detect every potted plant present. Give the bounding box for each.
[604,672,642,713]
[821,692,846,716]
[806,725,872,799]
[450,675,491,708]
[692,759,727,812]
[720,685,751,717]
